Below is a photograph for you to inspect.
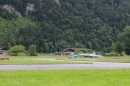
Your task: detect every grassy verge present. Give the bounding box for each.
[0,55,130,65]
[56,56,130,63]
[0,56,91,64]
[0,69,130,86]
[0,60,91,65]
[88,57,130,63]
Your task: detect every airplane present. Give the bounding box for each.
[78,51,103,58]
[69,53,78,59]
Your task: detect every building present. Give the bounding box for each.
[0,48,10,56]
[55,48,86,56]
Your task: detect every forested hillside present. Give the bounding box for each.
[0,0,130,53]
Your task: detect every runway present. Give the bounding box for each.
[0,62,130,70]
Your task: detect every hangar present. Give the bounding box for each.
[55,48,86,56]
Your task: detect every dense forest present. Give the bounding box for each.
[0,0,130,53]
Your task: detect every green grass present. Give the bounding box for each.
[94,57,130,63]
[0,56,91,64]
[55,56,130,63]
[0,55,130,65]
[85,56,130,63]
[0,69,130,86]
[0,60,90,64]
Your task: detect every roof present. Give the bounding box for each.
[60,48,86,52]
[0,48,4,50]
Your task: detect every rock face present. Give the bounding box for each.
[2,3,35,17]
[26,3,35,15]
[3,4,22,17]
[54,0,60,5]
[2,1,59,17]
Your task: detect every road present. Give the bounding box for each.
[0,62,130,70]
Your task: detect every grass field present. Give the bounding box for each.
[0,55,130,86]
[0,55,91,64]
[0,69,130,86]
[0,60,91,65]
[0,55,130,64]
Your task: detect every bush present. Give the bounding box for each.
[104,52,120,57]
[27,44,38,56]
[9,45,25,56]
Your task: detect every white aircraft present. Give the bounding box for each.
[78,51,103,58]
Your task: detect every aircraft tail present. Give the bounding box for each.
[92,52,96,55]
[98,51,102,56]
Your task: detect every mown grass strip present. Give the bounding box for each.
[0,56,130,65]
[0,60,91,65]
[0,69,130,86]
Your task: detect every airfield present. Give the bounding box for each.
[1,57,130,86]
[0,55,130,70]
[1,58,130,70]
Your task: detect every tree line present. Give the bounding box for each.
[0,0,130,54]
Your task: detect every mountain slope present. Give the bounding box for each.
[0,0,130,53]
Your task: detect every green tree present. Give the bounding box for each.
[112,42,123,55]
[45,43,49,53]
[118,26,130,56]
[1,0,130,53]
[27,44,37,56]
[9,45,25,56]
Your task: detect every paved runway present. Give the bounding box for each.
[0,62,130,70]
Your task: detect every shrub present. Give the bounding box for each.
[27,44,37,56]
